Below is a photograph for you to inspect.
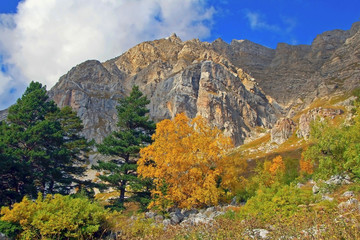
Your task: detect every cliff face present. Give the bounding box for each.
[48,22,360,145]
[210,22,360,112]
[49,34,279,145]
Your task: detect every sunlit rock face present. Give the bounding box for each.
[48,22,360,145]
[49,34,278,145]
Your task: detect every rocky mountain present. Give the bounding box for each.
[47,22,360,145]
[213,22,360,112]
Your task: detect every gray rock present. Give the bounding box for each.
[162,219,171,226]
[169,211,184,224]
[342,191,355,198]
[0,233,10,240]
[313,184,320,194]
[49,47,279,146]
[181,209,198,218]
[271,118,296,144]
[204,206,216,215]
[230,196,238,206]
[338,198,360,210]
[297,108,343,140]
[209,211,225,219]
[325,174,352,185]
[347,198,359,205]
[321,195,334,201]
[297,183,305,188]
[180,212,213,226]
[248,229,270,239]
[145,211,156,219]
[154,215,164,223]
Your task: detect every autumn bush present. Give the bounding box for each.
[237,155,292,202]
[0,193,117,239]
[114,214,164,240]
[138,113,242,210]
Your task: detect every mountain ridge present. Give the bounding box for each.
[4,22,360,146]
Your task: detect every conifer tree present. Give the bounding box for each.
[93,85,155,209]
[0,82,91,203]
[0,121,22,205]
[47,106,93,192]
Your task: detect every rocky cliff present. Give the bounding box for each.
[211,22,360,112]
[49,34,279,145]
[48,22,360,145]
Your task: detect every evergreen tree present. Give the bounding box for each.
[0,121,23,205]
[93,85,155,209]
[47,106,93,193]
[0,82,91,203]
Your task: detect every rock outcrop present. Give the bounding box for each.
[0,109,8,122]
[271,118,296,144]
[210,22,360,111]
[46,22,360,145]
[49,35,279,145]
[296,108,343,140]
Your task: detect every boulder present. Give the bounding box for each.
[313,184,320,194]
[169,211,184,225]
[342,191,355,198]
[325,174,351,185]
[271,118,296,144]
[321,195,334,201]
[246,229,270,239]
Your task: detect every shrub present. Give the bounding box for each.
[236,184,317,223]
[0,193,117,239]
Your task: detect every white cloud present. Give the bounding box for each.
[245,11,280,32]
[0,67,27,110]
[0,0,214,109]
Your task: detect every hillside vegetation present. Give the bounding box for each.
[1,83,360,239]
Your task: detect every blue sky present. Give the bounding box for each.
[0,0,359,110]
[204,0,360,48]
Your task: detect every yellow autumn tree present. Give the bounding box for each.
[300,155,314,175]
[137,113,239,209]
[269,155,285,176]
[256,156,286,187]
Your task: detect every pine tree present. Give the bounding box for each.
[47,106,93,193]
[93,85,155,209]
[0,82,91,203]
[0,121,23,205]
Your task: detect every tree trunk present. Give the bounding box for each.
[119,180,127,204]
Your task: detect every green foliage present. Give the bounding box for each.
[303,104,360,179]
[238,156,297,202]
[0,193,115,239]
[348,183,360,193]
[114,214,164,239]
[283,157,300,184]
[0,82,92,206]
[0,220,22,238]
[235,184,316,223]
[93,85,155,209]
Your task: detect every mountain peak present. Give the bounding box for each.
[168,33,182,43]
[47,21,360,146]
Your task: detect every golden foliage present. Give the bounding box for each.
[300,158,314,175]
[269,155,285,175]
[1,194,116,239]
[138,113,241,209]
[256,156,286,187]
